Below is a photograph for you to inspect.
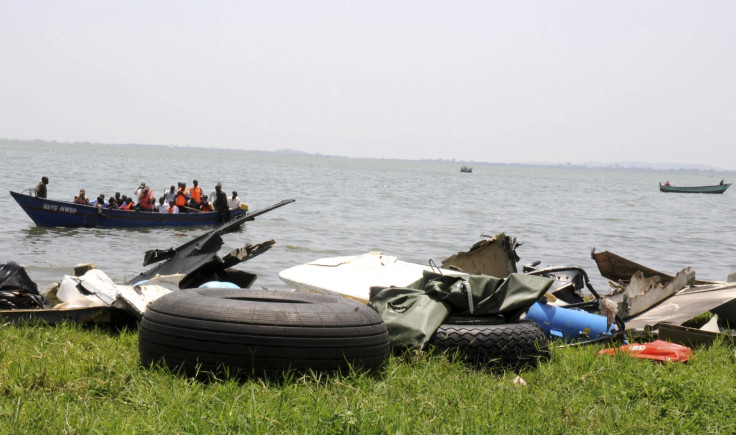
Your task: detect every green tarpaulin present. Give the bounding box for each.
[368,271,553,351]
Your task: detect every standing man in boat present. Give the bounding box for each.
[134,182,147,198]
[163,185,176,204]
[213,183,231,223]
[190,179,203,208]
[35,176,48,198]
[138,187,156,212]
[175,182,190,213]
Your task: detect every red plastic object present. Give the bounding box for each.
[597,340,692,362]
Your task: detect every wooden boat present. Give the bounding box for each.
[10,191,246,228]
[460,165,473,173]
[659,181,730,194]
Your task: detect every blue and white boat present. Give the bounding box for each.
[10,191,246,228]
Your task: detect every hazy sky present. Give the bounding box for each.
[2,1,735,168]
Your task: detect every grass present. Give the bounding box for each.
[2,322,736,433]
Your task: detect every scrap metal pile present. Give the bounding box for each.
[3,220,736,376]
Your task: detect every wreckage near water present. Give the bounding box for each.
[5,220,736,351]
[591,249,736,344]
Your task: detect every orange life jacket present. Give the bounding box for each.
[190,186,202,203]
[175,188,188,207]
[140,192,155,210]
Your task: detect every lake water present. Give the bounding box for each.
[2,140,735,293]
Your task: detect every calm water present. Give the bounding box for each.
[2,141,735,293]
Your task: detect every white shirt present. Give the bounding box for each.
[228,196,241,210]
[163,191,176,203]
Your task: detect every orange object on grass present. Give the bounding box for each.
[597,340,692,362]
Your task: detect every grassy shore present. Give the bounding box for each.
[2,322,736,433]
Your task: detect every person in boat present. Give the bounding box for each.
[119,197,134,211]
[175,182,189,213]
[94,195,105,215]
[228,191,241,210]
[200,198,213,212]
[157,196,169,213]
[163,185,176,204]
[108,196,119,210]
[115,192,121,204]
[138,187,156,212]
[167,200,179,214]
[134,182,147,198]
[665,181,671,187]
[89,194,106,207]
[190,179,202,207]
[720,179,724,185]
[35,176,49,198]
[74,189,90,205]
[213,183,231,223]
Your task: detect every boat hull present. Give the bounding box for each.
[10,191,245,228]
[659,183,730,194]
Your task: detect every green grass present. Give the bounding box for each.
[2,323,736,433]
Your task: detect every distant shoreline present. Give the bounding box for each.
[2,138,732,173]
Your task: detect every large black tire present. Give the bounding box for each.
[139,289,390,378]
[430,320,550,368]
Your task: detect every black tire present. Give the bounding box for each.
[139,289,390,378]
[430,320,550,367]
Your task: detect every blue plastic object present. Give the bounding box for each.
[198,281,240,289]
[525,301,615,342]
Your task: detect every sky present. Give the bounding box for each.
[2,1,735,169]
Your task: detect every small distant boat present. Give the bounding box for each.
[460,165,473,173]
[659,181,730,194]
[10,191,246,228]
